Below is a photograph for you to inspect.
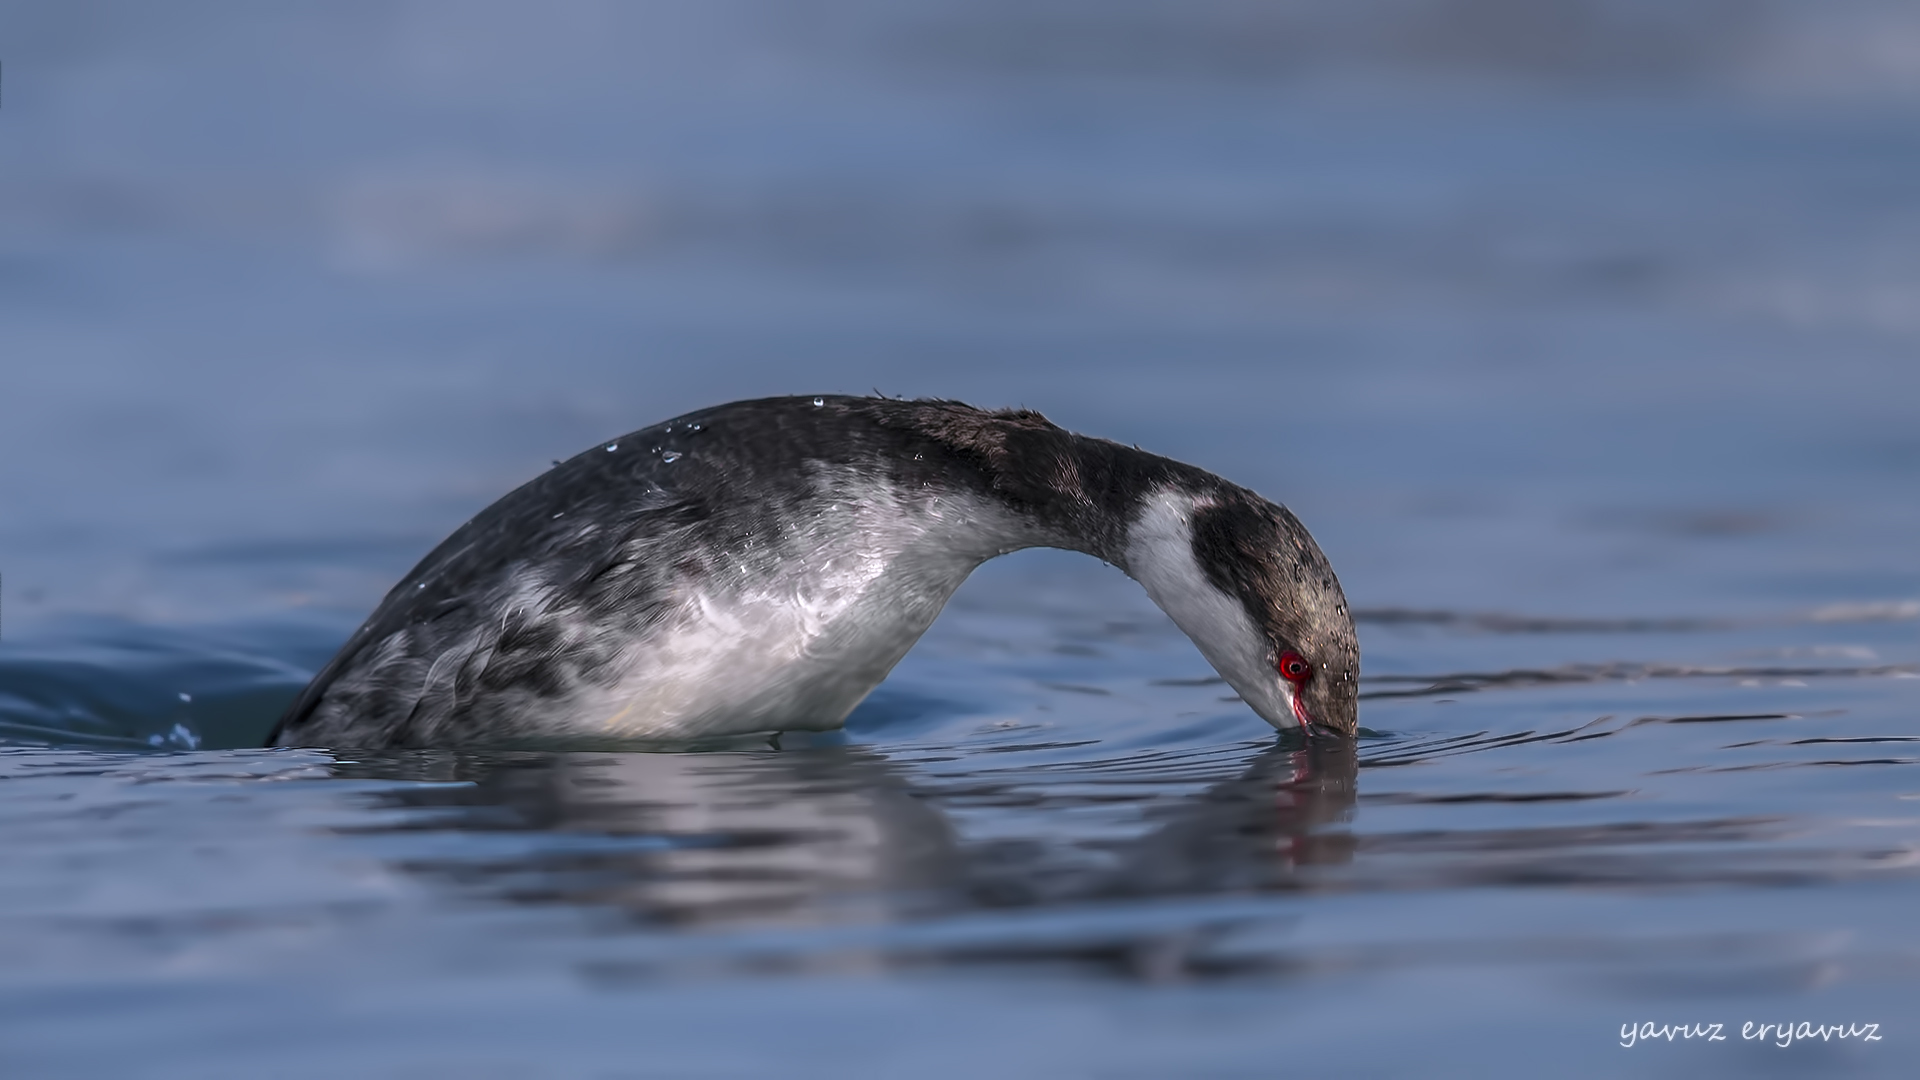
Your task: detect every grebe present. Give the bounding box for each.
[268,396,1358,748]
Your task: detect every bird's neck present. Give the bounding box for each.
[905,409,1283,722]
[903,406,1214,572]
[1120,487,1278,712]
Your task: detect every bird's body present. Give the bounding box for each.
[269,396,1357,748]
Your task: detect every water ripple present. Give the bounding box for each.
[1362,661,1916,700]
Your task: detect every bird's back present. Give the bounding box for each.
[268,396,1055,747]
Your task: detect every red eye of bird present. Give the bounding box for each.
[1277,652,1313,683]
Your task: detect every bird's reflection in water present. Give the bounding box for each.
[336,744,960,929]
[334,736,1358,941]
[1107,737,1359,899]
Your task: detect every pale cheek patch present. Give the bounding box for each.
[1125,491,1291,728]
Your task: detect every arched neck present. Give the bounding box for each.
[874,400,1220,572]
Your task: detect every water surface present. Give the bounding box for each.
[2,2,1918,1076]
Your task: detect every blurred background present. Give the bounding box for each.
[3,5,1920,1077]
[3,0,1917,633]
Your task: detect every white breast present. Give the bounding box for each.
[574,471,1031,739]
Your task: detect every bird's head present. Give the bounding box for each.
[1126,488,1359,737]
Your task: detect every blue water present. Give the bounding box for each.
[3,3,1918,1076]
